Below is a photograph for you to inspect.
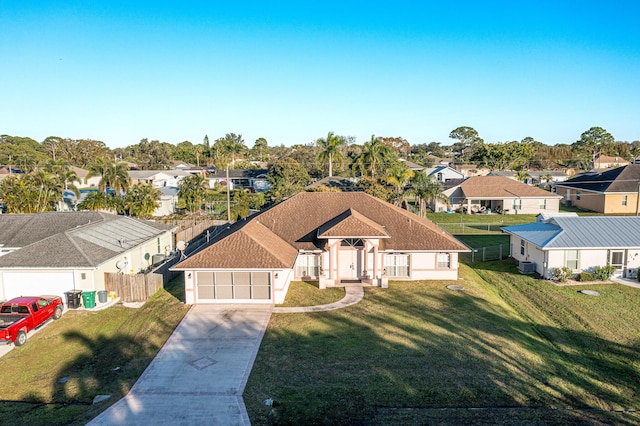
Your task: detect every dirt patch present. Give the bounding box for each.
[546,279,614,287]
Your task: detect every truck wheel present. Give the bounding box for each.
[15,331,27,346]
[53,306,63,320]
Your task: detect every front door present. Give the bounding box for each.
[338,248,362,280]
[609,250,625,278]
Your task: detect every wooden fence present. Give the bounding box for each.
[104,272,164,302]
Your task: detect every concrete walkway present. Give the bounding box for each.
[89,304,272,426]
[273,285,364,313]
[611,277,640,288]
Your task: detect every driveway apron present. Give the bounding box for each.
[89,304,272,426]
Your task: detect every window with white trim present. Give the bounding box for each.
[565,250,579,271]
[520,239,525,256]
[622,195,628,206]
[576,191,581,201]
[385,254,409,276]
[513,199,522,210]
[539,199,546,210]
[437,252,451,269]
[296,253,321,277]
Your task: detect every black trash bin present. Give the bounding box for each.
[65,290,83,309]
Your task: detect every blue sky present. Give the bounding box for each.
[2,1,639,148]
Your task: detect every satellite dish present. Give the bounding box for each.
[176,241,187,251]
[116,260,127,270]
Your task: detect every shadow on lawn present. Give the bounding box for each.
[246,278,640,425]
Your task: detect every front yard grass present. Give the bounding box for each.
[244,261,640,425]
[277,281,345,307]
[0,284,190,425]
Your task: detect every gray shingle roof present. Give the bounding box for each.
[503,216,640,249]
[0,212,174,268]
[556,164,640,193]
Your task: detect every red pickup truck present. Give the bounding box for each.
[0,296,64,346]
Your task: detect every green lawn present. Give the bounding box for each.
[0,282,190,426]
[277,281,345,307]
[244,261,640,425]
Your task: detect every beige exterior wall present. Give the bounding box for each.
[603,193,640,214]
[557,187,605,212]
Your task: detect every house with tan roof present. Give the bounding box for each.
[438,176,562,214]
[592,154,630,170]
[172,192,469,304]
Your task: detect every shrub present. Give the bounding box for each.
[594,265,616,281]
[576,272,596,282]
[552,266,572,282]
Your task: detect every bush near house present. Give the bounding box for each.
[552,266,573,282]
[593,265,616,281]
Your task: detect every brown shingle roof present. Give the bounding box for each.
[317,209,390,238]
[175,220,298,269]
[174,192,468,270]
[460,176,561,198]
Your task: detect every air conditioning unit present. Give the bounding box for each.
[518,261,536,274]
[627,268,638,279]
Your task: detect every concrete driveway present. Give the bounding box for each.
[89,304,272,426]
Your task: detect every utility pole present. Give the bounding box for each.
[636,181,640,216]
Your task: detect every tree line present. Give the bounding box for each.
[1,126,638,218]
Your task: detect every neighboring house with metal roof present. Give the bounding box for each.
[172,192,469,305]
[0,212,175,303]
[502,216,640,280]
[555,165,640,214]
[440,176,562,214]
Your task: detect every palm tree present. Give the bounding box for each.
[179,174,209,214]
[77,191,110,212]
[124,183,161,218]
[316,132,345,177]
[44,159,80,210]
[87,158,131,194]
[354,135,393,178]
[409,173,448,216]
[384,164,415,206]
[214,133,247,221]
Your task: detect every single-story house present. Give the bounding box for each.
[129,169,204,188]
[0,212,175,303]
[502,216,640,280]
[208,169,270,192]
[592,154,630,170]
[438,176,562,214]
[555,165,640,214]
[172,192,469,304]
[424,165,465,183]
[456,165,491,178]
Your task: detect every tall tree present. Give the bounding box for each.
[316,132,346,177]
[251,137,270,162]
[214,133,247,221]
[572,127,615,168]
[449,126,484,163]
[267,157,311,202]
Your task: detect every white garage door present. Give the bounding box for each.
[2,272,75,302]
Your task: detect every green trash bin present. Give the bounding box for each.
[82,291,96,309]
